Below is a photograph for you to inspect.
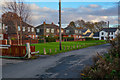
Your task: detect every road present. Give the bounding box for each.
[2,44,110,78]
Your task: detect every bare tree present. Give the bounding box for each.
[2,0,31,45]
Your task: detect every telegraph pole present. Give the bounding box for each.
[108,21,110,41]
[59,0,62,50]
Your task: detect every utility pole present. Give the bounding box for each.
[59,0,62,50]
[108,21,110,41]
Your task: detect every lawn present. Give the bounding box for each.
[31,40,106,55]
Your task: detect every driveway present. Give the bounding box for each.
[2,44,110,78]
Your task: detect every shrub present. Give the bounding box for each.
[63,37,74,41]
[38,39,44,43]
[85,37,93,41]
[45,37,56,42]
[81,34,120,79]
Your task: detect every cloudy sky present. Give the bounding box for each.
[0,0,119,28]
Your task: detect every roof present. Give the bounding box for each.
[102,28,118,32]
[82,32,92,36]
[93,32,99,37]
[36,23,59,28]
[81,29,88,33]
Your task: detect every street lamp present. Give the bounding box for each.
[59,0,62,50]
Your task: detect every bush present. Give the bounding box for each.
[63,37,74,41]
[85,37,93,41]
[81,34,120,79]
[38,39,44,43]
[45,37,56,42]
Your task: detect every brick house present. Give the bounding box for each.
[64,24,82,39]
[2,12,36,40]
[35,22,65,37]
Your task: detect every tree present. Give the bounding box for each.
[2,0,31,45]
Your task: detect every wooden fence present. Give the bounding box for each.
[1,45,35,57]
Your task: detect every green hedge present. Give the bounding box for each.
[45,37,56,42]
[63,37,74,41]
[85,37,93,41]
[38,39,44,43]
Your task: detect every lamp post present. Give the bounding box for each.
[59,0,62,50]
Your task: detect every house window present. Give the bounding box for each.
[33,35,34,39]
[37,29,40,33]
[79,31,81,34]
[61,30,63,33]
[32,28,34,32]
[23,27,25,31]
[111,32,113,35]
[51,29,54,33]
[0,23,2,29]
[3,24,5,29]
[28,27,30,32]
[18,26,20,31]
[46,28,50,33]
[101,32,104,35]
[75,30,78,33]
[66,30,69,33]
[5,26,8,31]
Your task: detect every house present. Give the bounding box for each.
[93,28,120,40]
[0,19,8,40]
[81,29,94,38]
[2,12,36,40]
[93,32,99,39]
[35,22,65,37]
[64,24,82,39]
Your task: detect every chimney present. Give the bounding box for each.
[43,21,46,24]
[51,22,54,25]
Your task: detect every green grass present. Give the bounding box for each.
[31,40,106,55]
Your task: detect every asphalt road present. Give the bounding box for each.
[2,44,110,78]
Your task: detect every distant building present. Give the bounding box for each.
[2,12,36,40]
[81,29,94,38]
[64,24,82,39]
[35,22,65,37]
[93,28,120,40]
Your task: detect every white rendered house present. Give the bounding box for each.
[93,28,120,40]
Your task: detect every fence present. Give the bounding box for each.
[11,40,38,45]
[1,45,35,57]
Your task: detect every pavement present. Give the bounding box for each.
[1,44,110,78]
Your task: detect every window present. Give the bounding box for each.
[111,32,113,35]
[32,28,34,32]
[0,23,2,29]
[51,29,54,33]
[28,27,30,32]
[66,30,69,33]
[46,28,50,33]
[101,32,104,35]
[3,24,5,29]
[18,26,20,31]
[37,29,40,33]
[61,30,63,33]
[79,31,81,34]
[23,27,25,31]
[33,35,34,39]
[5,26,8,31]
[75,30,78,33]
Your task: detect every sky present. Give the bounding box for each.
[0,0,119,28]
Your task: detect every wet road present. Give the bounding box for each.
[2,44,110,78]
